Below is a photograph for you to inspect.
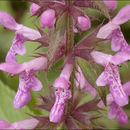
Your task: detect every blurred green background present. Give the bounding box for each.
[0,0,130,129]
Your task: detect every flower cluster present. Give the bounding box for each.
[0,0,130,129]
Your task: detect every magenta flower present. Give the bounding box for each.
[108,102,128,124]
[69,6,91,32]
[53,64,73,89]
[77,15,91,31]
[103,0,117,11]
[123,81,130,96]
[0,118,39,129]
[49,88,71,123]
[75,66,97,96]
[0,11,41,63]
[91,51,129,106]
[97,5,130,52]
[98,94,129,124]
[98,81,130,124]
[0,56,47,108]
[40,9,55,29]
[30,3,40,15]
[49,64,73,122]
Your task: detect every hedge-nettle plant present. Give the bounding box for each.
[0,0,130,129]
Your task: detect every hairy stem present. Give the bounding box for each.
[65,0,75,114]
[65,1,74,55]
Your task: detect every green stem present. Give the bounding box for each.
[65,0,75,113]
[70,70,75,103]
[65,1,74,55]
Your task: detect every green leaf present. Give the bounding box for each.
[0,80,33,123]
[48,12,67,67]
[77,57,106,105]
[91,0,110,19]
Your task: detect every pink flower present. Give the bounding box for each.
[108,102,128,124]
[97,5,130,52]
[98,81,130,124]
[69,6,91,32]
[40,9,55,29]
[77,15,91,31]
[49,88,71,123]
[91,51,129,106]
[50,64,73,122]
[0,11,41,63]
[75,66,97,96]
[0,56,47,108]
[53,64,73,89]
[103,0,117,11]
[0,118,39,129]
[30,3,40,15]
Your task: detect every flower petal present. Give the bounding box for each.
[60,64,73,81]
[105,64,128,106]
[30,3,40,15]
[96,72,108,86]
[98,94,114,108]
[53,77,70,89]
[97,22,119,39]
[12,118,39,129]
[112,5,130,25]
[23,56,47,73]
[14,70,43,109]
[49,99,65,123]
[41,9,55,29]
[123,81,130,96]
[110,28,129,52]
[108,102,118,119]
[110,88,124,106]
[19,71,43,91]
[0,120,12,129]
[111,51,130,65]
[6,33,26,63]
[0,11,18,30]
[84,80,97,96]
[0,57,47,75]
[75,66,86,89]
[49,88,71,123]
[29,76,43,91]
[106,93,114,106]
[97,100,104,108]
[0,62,24,74]
[5,24,41,63]
[91,51,112,66]
[17,25,41,40]
[0,118,39,129]
[13,90,31,109]
[53,64,72,89]
[103,0,117,11]
[111,31,122,52]
[75,66,97,96]
[78,15,91,31]
[117,108,128,124]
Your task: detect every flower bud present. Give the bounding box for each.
[78,15,91,31]
[40,9,55,29]
[103,0,117,11]
[73,26,78,33]
[30,3,40,15]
